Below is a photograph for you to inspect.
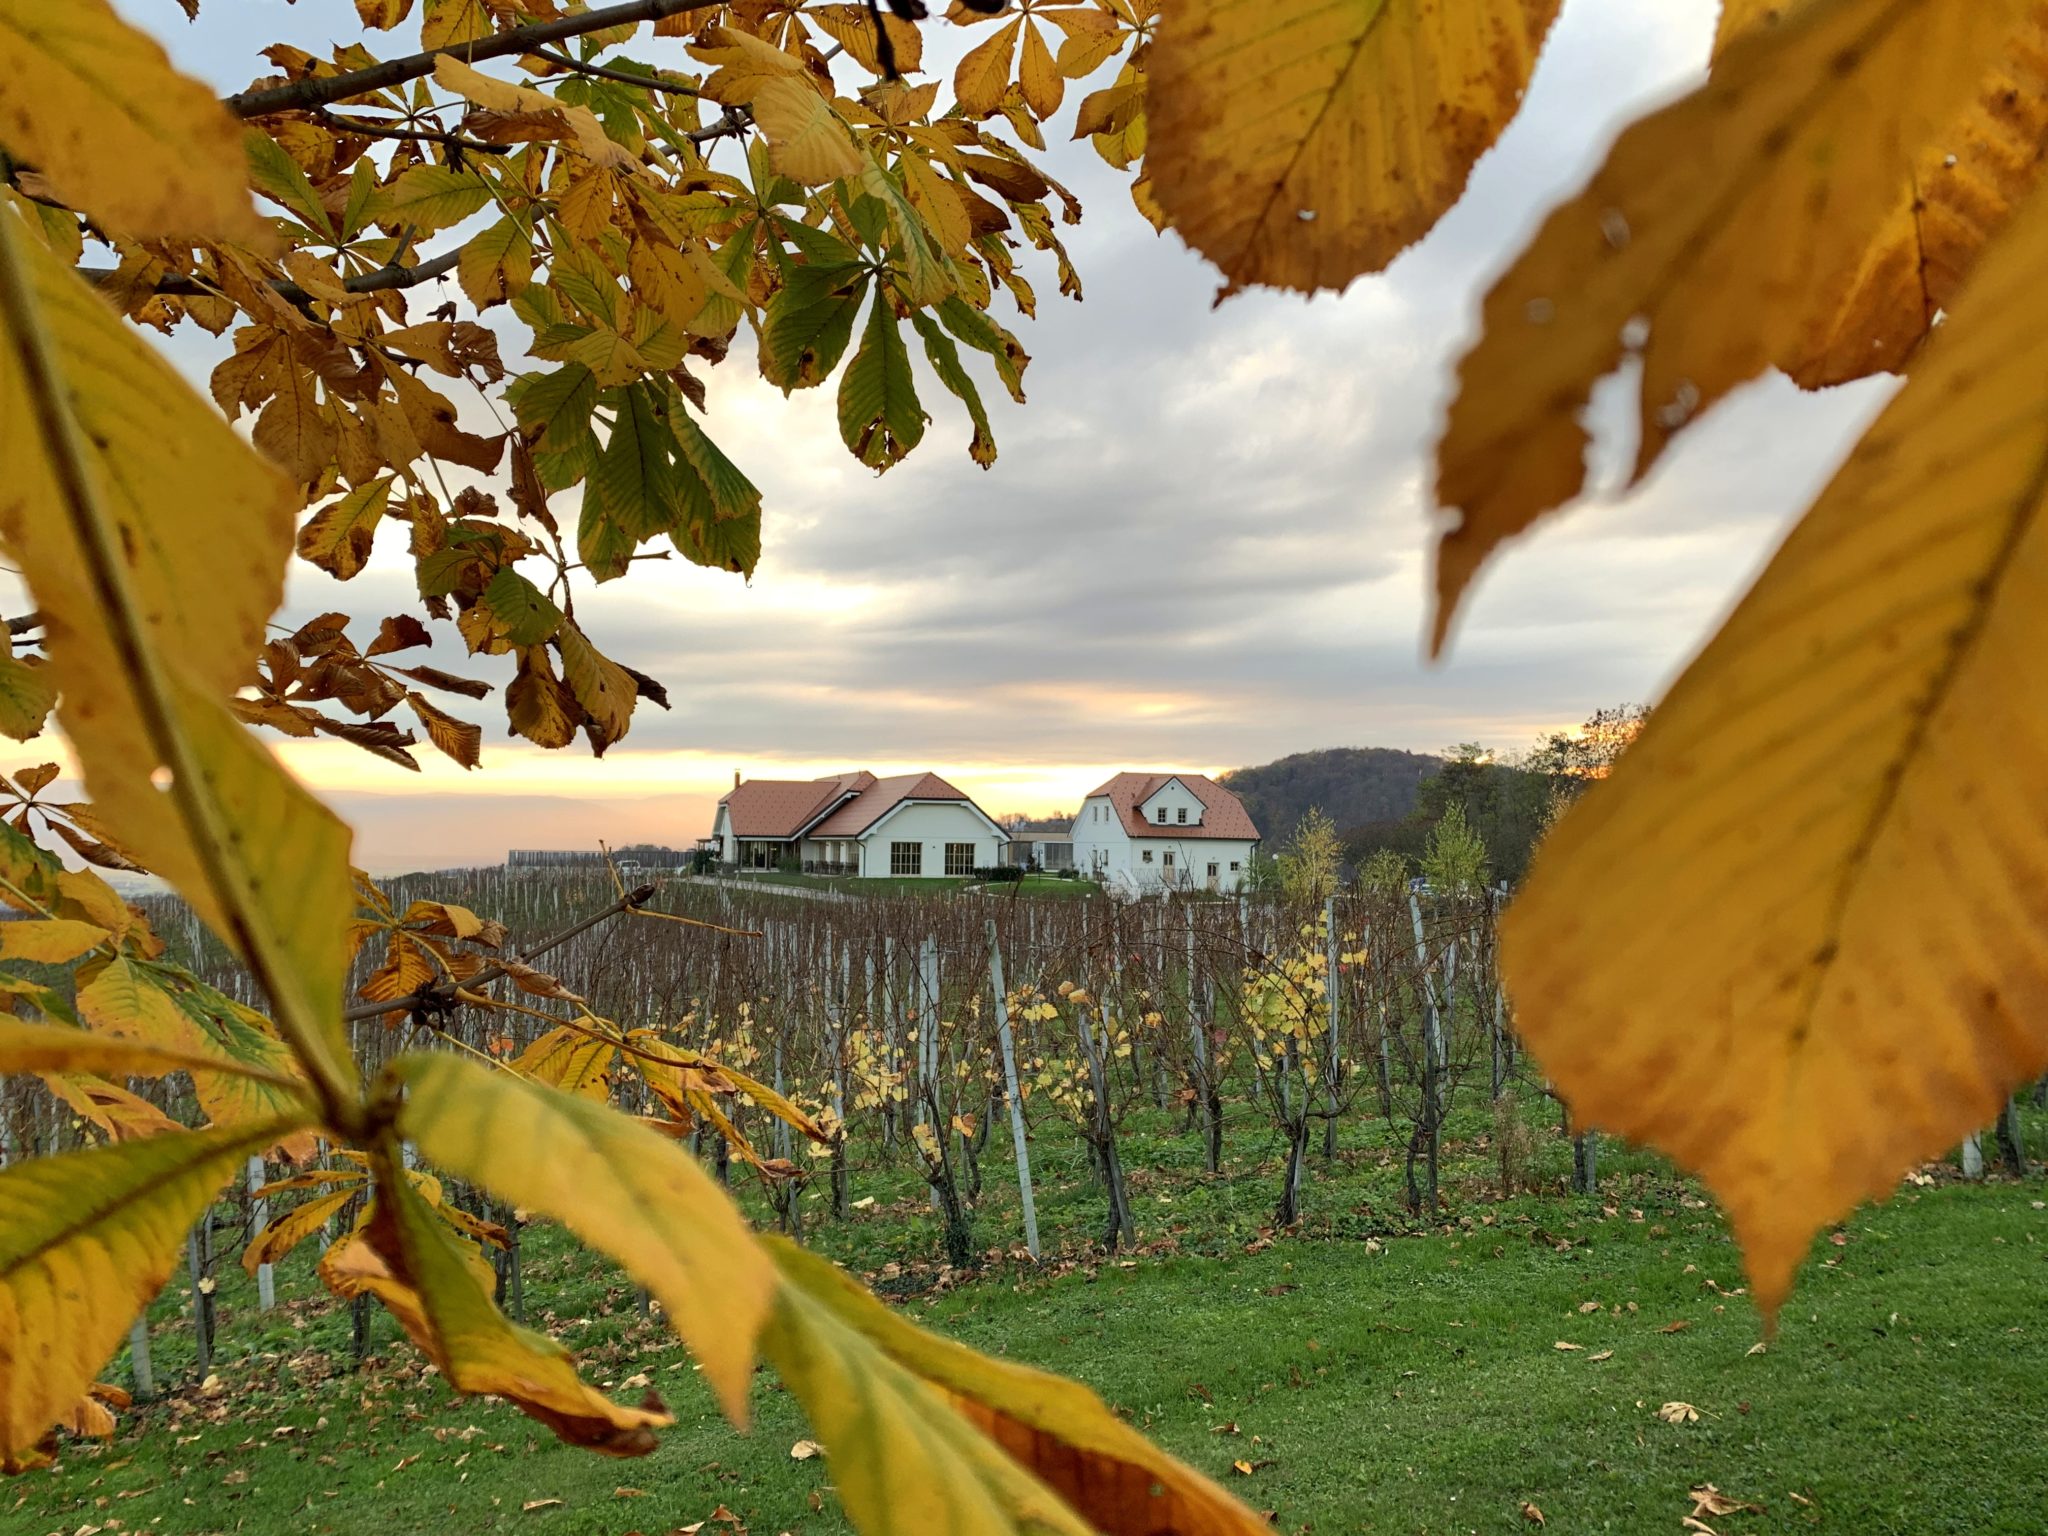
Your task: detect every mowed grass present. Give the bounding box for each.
[14,1100,2048,1536]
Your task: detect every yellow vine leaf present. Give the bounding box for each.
[767,1240,1269,1536]
[1145,0,1562,299]
[0,207,357,1113]
[333,1158,670,1455]
[393,1052,774,1424]
[1501,172,2048,1319]
[0,1117,306,1469]
[0,0,262,240]
[1432,0,2032,650]
[0,1016,301,1088]
[1712,0,2048,388]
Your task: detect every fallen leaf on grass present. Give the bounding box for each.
[789,1439,822,1460]
[1746,1341,1767,1357]
[614,1486,646,1498]
[1577,1300,1600,1313]
[1657,1320,1692,1334]
[1588,1350,1614,1363]
[1553,1341,1584,1351]
[1656,1401,1700,1425]
[1689,1484,1764,1518]
[1520,1501,1545,1525]
[522,1499,562,1512]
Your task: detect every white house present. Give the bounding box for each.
[1070,773,1261,895]
[710,771,1006,877]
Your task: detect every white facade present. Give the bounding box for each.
[849,801,1005,878]
[712,790,1002,877]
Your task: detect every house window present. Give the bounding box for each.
[1142,849,1154,864]
[1163,852,1174,868]
[891,841,921,876]
[944,842,974,876]
[1230,861,1241,872]
[1156,806,1168,823]
[1207,862,1219,878]
[1177,807,1187,824]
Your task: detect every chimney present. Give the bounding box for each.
[734,770,742,789]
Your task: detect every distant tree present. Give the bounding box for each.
[1421,802,1490,896]
[1414,744,1545,887]
[1522,704,1651,797]
[1357,847,1410,897]
[1278,808,1345,905]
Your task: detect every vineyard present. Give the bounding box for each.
[8,868,2047,1533]
[7,865,1547,1281]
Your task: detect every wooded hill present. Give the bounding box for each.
[1218,748,1444,844]
[1223,745,1554,887]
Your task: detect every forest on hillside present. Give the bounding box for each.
[1231,708,1646,889]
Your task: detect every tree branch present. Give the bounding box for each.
[227,0,706,119]
[83,249,462,305]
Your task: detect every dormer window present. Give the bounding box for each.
[1156,806,1168,824]
[1177,807,1187,824]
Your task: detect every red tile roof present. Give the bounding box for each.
[810,771,971,836]
[1080,772,1261,841]
[718,770,982,840]
[719,772,871,839]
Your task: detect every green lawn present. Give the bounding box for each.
[15,1103,2047,1536]
[712,872,1101,898]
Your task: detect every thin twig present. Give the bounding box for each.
[528,47,702,96]
[314,109,510,155]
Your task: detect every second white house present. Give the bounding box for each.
[1070,772,1261,894]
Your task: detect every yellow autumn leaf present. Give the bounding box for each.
[393,1051,775,1424]
[0,0,262,239]
[767,1239,1270,1536]
[242,1186,359,1273]
[1432,0,2032,649]
[432,56,638,172]
[749,78,865,185]
[77,956,210,1056]
[0,1118,305,1469]
[1145,0,1561,299]
[0,917,106,964]
[0,208,357,1112]
[954,16,1022,119]
[336,1156,670,1455]
[511,1023,616,1099]
[1712,0,2048,388]
[0,1016,301,1088]
[1501,168,2048,1318]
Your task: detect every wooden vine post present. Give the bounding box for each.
[985,920,1040,1261]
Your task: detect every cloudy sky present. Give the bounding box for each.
[30,0,1893,871]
